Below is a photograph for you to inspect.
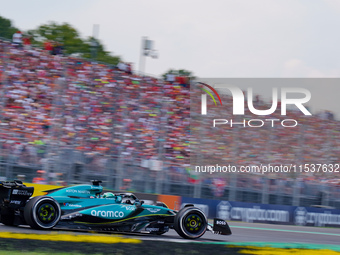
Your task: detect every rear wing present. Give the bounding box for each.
[0,180,34,209]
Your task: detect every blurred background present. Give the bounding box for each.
[0,1,339,210]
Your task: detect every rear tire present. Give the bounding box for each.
[174,206,207,239]
[24,196,61,230]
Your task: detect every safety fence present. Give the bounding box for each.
[0,152,339,209]
[181,196,340,228]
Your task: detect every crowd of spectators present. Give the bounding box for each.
[0,38,190,174]
[191,89,340,169]
[0,38,339,199]
[190,85,340,197]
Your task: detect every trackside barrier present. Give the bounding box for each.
[181,197,340,228]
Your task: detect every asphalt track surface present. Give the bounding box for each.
[1,221,340,245]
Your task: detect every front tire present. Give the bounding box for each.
[24,196,61,230]
[174,206,207,239]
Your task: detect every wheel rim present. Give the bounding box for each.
[37,203,57,224]
[183,213,205,235]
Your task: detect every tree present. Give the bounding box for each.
[0,16,19,40]
[162,69,196,82]
[28,22,120,65]
[28,22,87,54]
[82,37,120,65]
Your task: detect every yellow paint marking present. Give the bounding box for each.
[238,247,340,255]
[0,232,141,244]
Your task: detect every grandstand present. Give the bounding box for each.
[0,38,190,180]
[0,38,339,208]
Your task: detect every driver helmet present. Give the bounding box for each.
[102,192,115,198]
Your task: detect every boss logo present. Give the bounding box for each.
[216,220,226,225]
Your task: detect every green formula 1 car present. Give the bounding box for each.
[0,180,231,239]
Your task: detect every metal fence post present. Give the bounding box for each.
[155,170,162,194]
[229,173,237,201]
[114,157,123,190]
[292,180,300,206]
[194,179,201,198]
[262,177,269,204]
[321,184,330,206]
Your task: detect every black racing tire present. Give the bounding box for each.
[174,206,207,239]
[0,213,15,226]
[24,196,61,230]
